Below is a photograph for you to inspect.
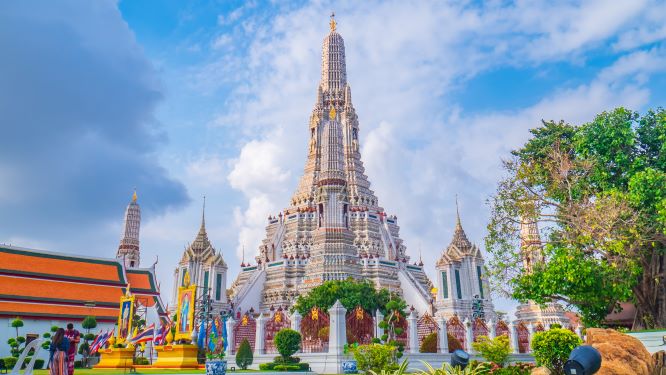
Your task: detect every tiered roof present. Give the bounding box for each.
[437,204,481,265]
[0,245,166,322]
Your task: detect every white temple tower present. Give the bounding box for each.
[171,200,229,315]
[434,201,496,320]
[116,190,141,269]
[229,15,433,314]
[514,216,570,327]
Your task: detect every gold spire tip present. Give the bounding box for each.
[132,189,138,202]
[329,11,336,31]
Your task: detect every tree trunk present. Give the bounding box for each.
[632,252,666,330]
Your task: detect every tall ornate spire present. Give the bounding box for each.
[520,215,544,273]
[192,196,211,252]
[117,190,141,268]
[321,12,347,92]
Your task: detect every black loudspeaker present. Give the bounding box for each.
[564,345,602,375]
[450,349,469,369]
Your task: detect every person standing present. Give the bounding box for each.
[64,323,80,375]
[49,328,70,375]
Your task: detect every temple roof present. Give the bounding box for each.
[436,202,482,265]
[0,245,167,322]
[180,204,227,268]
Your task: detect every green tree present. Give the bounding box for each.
[292,279,402,316]
[273,329,301,361]
[486,108,666,328]
[80,316,97,366]
[235,339,253,370]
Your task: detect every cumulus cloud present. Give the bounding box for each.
[0,1,188,248]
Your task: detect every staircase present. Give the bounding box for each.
[231,268,266,313]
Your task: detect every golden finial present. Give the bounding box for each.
[329,12,336,32]
[329,105,336,120]
[132,189,137,202]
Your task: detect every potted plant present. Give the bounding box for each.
[205,333,226,375]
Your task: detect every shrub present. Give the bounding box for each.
[531,328,582,375]
[33,359,45,370]
[3,357,17,369]
[447,333,464,352]
[419,332,437,353]
[490,363,535,375]
[74,360,83,368]
[274,329,301,360]
[274,364,302,371]
[413,361,488,375]
[273,356,300,364]
[133,357,150,365]
[235,338,253,370]
[471,335,511,367]
[549,323,562,329]
[352,343,397,373]
[259,363,275,371]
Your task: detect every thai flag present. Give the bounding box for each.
[154,323,170,345]
[88,330,103,354]
[129,324,155,344]
[90,330,112,354]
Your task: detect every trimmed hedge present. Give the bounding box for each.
[259,362,309,371]
[34,359,45,369]
[3,357,18,369]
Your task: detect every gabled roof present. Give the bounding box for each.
[179,210,227,268]
[0,245,167,322]
[436,209,483,266]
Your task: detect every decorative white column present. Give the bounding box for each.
[328,300,347,354]
[254,314,266,356]
[527,323,535,353]
[407,310,418,354]
[436,316,448,353]
[487,319,496,339]
[575,325,583,341]
[291,310,302,332]
[463,318,474,353]
[509,322,519,354]
[226,317,236,354]
[375,310,384,339]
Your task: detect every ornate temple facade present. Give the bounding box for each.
[230,16,434,314]
[116,190,141,268]
[514,217,570,327]
[171,204,229,315]
[434,204,496,321]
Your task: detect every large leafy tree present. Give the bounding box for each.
[292,279,404,315]
[486,107,666,328]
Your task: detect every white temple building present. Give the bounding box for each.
[171,202,230,315]
[229,15,434,315]
[434,203,495,321]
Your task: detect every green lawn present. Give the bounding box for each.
[33,370,284,375]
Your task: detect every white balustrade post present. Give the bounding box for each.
[575,325,583,341]
[436,316,448,354]
[254,314,266,356]
[407,310,418,354]
[463,318,474,353]
[375,310,384,339]
[508,322,518,354]
[328,300,347,355]
[291,310,302,332]
[527,324,535,353]
[487,319,496,339]
[226,317,236,355]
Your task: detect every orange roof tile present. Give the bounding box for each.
[0,275,122,306]
[127,270,153,291]
[0,301,118,321]
[0,246,124,284]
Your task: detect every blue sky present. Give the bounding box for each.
[1,0,665,316]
